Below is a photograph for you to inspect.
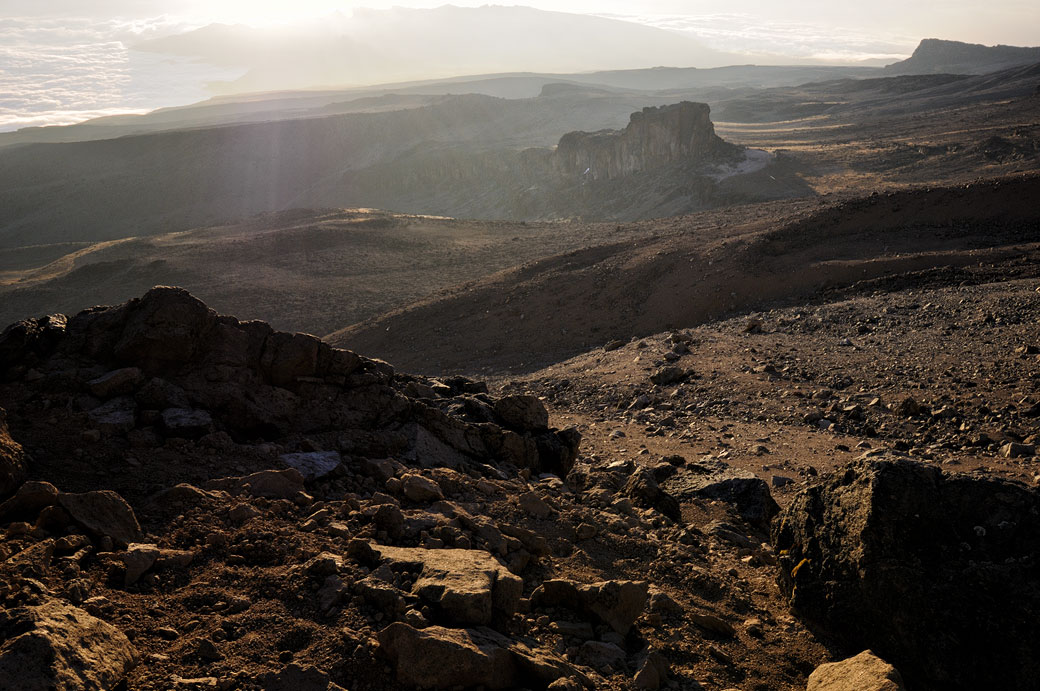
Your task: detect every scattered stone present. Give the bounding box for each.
[771,475,795,488]
[603,339,626,351]
[806,650,905,691]
[1000,442,1035,459]
[122,543,160,586]
[519,491,552,519]
[650,366,687,386]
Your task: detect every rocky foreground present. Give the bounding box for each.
[0,287,1038,690]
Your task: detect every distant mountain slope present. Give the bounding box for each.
[136,6,739,93]
[886,38,1040,75]
[330,176,1040,374]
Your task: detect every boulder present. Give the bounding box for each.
[531,579,648,635]
[807,651,905,691]
[0,314,66,369]
[662,458,778,531]
[110,286,217,371]
[773,458,1040,691]
[401,474,444,503]
[649,366,687,386]
[58,489,142,547]
[494,395,549,431]
[0,600,138,691]
[122,543,160,585]
[0,481,59,520]
[0,413,27,497]
[372,545,522,625]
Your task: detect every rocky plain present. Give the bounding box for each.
[0,37,1039,691]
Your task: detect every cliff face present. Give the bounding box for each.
[553,101,731,180]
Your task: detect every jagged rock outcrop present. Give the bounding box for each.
[0,286,581,484]
[773,458,1040,691]
[554,102,734,181]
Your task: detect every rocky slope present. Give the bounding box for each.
[331,175,1040,374]
[1,283,1038,690]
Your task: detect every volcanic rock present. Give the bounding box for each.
[773,458,1040,690]
[0,600,138,690]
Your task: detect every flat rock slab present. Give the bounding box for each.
[378,623,586,690]
[372,545,522,625]
[279,451,341,480]
[0,600,138,691]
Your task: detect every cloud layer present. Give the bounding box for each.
[0,16,239,131]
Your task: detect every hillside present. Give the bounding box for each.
[329,176,1040,374]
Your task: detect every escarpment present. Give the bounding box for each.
[553,102,737,181]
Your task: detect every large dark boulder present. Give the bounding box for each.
[772,457,1040,691]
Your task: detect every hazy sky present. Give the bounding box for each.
[2,1,1038,46]
[2,1,1038,131]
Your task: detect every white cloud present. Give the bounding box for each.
[0,16,241,132]
[601,13,918,63]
